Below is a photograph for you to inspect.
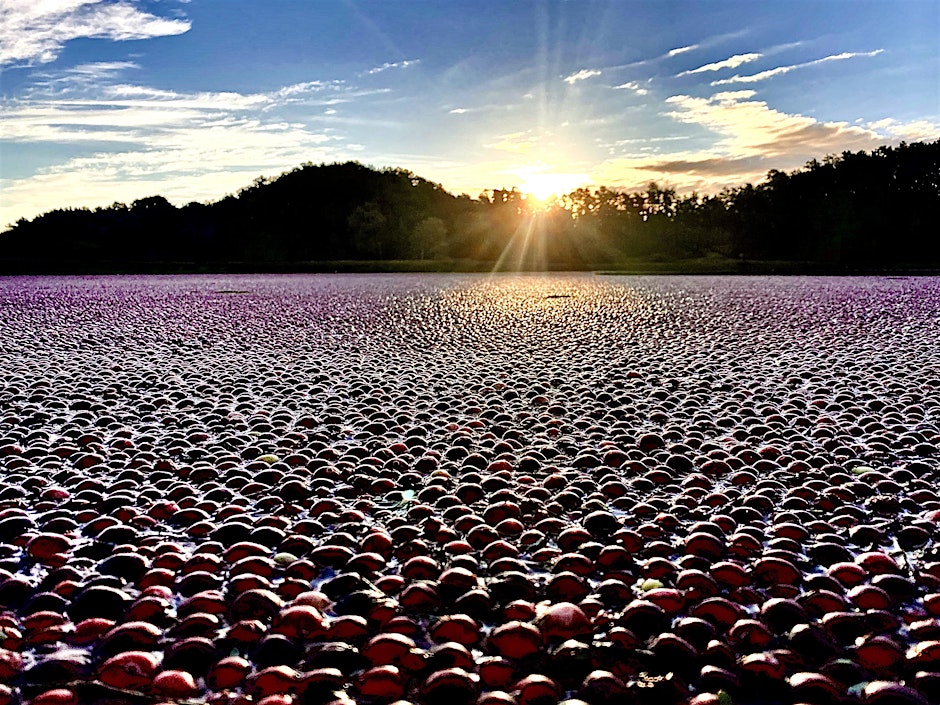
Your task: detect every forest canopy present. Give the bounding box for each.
[3,140,939,272]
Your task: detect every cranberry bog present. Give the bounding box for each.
[1,273,939,705]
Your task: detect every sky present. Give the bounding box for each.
[1,0,939,225]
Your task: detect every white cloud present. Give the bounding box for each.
[1,164,272,223]
[0,73,358,223]
[63,60,141,78]
[564,69,601,84]
[668,45,698,57]
[1,82,280,144]
[586,88,940,197]
[866,118,940,142]
[275,80,346,98]
[613,81,649,96]
[24,60,142,94]
[678,53,762,76]
[711,49,885,85]
[663,90,885,159]
[0,0,190,66]
[366,59,419,75]
[1,117,343,223]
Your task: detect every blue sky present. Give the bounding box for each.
[1,0,938,224]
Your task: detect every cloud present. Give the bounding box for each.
[590,149,796,199]
[664,30,752,63]
[866,118,940,142]
[62,60,141,78]
[0,71,362,223]
[366,59,419,75]
[275,80,347,98]
[486,131,537,153]
[1,163,277,225]
[563,69,601,84]
[613,81,649,96]
[0,0,190,67]
[586,88,940,197]
[1,80,280,144]
[678,53,762,76]
[599,32,748,75]
[664,90,886,159]
[24,60,143,94]
[1,117,342,224]
[711,49,885,85]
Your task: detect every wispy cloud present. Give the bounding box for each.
[366,59,419,75]
[663,29,752,62]
[0,66,369,223]
[0,0,190,67]
[678,53,762,76]
[606,32,747,74]
[711,49,885,85]
[62,60,142,79]
[613,81,649,96]
[25,60,143,94]
[564,69,601,84]
[1,116,340,224]
[275,80,347,98]
[486,131,538,153]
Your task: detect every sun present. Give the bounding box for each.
[518,170,589,206]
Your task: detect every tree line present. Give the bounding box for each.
[2,140,938,271]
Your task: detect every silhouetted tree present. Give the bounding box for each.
[412,216,447,259]
[3,141,938,271]
[348,202,387,258]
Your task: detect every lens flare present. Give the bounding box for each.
[518,170,589,203]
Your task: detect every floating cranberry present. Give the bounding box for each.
[97,650,159,691]
[429,614,481,645]
[25,689,78,705]
[536,602,592,642]
[356,665,405,700]
[487,621,543,660]
[152,669,201,698]
[475,691,517,705]
[787,671,843,702]
[420,667,479,705]
[908,640,940,670]
[514,674,561,705]
[856,635,905,674]
[271,603,327,639]
[863,680,928,705]
[206,655,252,691]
